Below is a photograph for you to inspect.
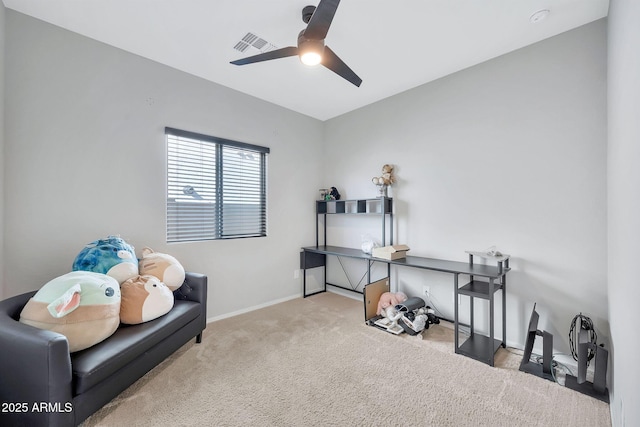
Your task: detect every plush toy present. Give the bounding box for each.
[329,187,341,200]
[138,247,185,291]
[19,271,121,352]
[120,275,174,325]
[376,291,407,315]
[371,164,396,186]
[319,187,341,201]
[72,236,139,284]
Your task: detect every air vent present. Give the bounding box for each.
[233,32,277,53]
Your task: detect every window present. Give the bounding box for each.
[166,127,269,242]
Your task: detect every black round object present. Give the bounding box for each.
[302,5,316,23]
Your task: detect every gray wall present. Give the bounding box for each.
[3,7,635,425]
[0,1,5,299]
[607,1,640,426]
[4,11,324,317]
[324,21,608,359]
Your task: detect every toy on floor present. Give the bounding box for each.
[72,235,139,284]
[376,291,407,315]
[401,306,440,335]
[19,271,121,352]
[374,306,405,335]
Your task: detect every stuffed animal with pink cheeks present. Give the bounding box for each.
[376,291,408,315]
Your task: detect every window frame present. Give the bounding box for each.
[165,127,269,243]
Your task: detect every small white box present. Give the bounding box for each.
[372,244,410,260]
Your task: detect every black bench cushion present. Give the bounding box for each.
[71,300,200,395]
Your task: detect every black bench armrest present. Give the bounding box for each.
[173,271,208,337]
[0,292,74,427]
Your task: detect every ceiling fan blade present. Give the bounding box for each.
[230,46,299,65]
[321,45,362,87]
[304,0,341,40]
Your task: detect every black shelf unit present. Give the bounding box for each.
[302,197,393,297]
[315,197,393,247]
[454,252,510,366]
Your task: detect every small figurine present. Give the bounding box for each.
[329,187,341,200]
[371,164,396,186]
[319,187,341,200]
[372,164,396,196]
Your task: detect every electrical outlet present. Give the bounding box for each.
[422,285,430,297]
[294,269,300,279]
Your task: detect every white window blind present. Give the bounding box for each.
[166,127,268,243]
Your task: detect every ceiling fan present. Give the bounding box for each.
[230,0,362,87]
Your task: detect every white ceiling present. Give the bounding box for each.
[4,0,609,121]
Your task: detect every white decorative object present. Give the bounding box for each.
[361,234,379,254]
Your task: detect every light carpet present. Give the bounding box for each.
[82,292,611,426]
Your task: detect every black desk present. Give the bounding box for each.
[300,245,510,366]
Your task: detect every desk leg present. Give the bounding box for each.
[469,274,474,337]
[470,296,474,338]
[303,268,307,298]
[323,262,327,293]
[502,275,507,348]
[489,278,495,367]
[387,263,391,291]
[454,274,459,353]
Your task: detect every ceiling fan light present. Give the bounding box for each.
[300,51,322,66]
[297,33,324,66]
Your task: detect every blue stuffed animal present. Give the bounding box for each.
[72,236,139,284]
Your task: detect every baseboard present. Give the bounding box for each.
[326,286,363,301]
[206,286,368,324]
[206,293,300,323]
